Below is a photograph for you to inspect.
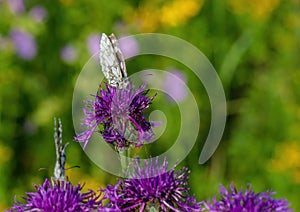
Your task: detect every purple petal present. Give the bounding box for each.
[7,0,25,15]
[9,179,102,211]
[87,33,100,56]
[99,158,204,211]
[119,36,139,58]
[29,6,47,22]
[60,45,78,63]
[75,83,156,150]
[204,183,292,212]
[10,29,37,60]
[163,69,188,103]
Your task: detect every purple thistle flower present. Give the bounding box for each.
[119,36,139,59]
[163,69,188,103]
[10,29,37,60]
[8,179,101,212]
[99,158,203,211]
[29,6,47,22]
[86,33,100,56]
[75,83,156,150]
[203,183,292,212]
[7,0,25,15]
[60,45,78,63]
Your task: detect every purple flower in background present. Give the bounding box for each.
[203,183,292,212]
[119,35,139,58]
[163,69,188,103]
[60,45,78,63]
[10,29,37,60]
[29,6,47,22]
[86,33,139,58]
[23,119,37,135]
[7,0,25,15]
[8,179,101,212]
[86,33,100,56]
[74,83,156,150]
[100,158,203,211]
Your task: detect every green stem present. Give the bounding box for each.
[119,148,131,173]
[219,29,255,90]
[119,150,127,172]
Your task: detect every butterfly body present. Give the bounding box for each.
[99,33,129,88]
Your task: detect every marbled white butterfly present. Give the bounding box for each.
[53,118,68,181]
[99,33,129,88]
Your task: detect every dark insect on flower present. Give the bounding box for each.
[203,183,292,212]
[74,82,156,151]
[7,179,101,212]
[99,157,203,212]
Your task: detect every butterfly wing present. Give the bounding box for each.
[53,118,68,181]
[99,33,128,88]
[109,33,127,78]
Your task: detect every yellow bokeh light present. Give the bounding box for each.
[271,141,300,184]
[0,144,13,164]
[124,0,204,32]
[161,0,204,26]
[227,0,280,21]
[66,164,105,194]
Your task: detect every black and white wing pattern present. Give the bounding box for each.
[99,33,129,88]
[53,118,68,181]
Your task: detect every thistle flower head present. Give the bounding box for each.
[75,83,156,150]
[100,158,203,211]
[10,29,37,60]
[8,179,101,212]
[203,183,292,212]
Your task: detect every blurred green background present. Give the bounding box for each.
[1,0,300,210]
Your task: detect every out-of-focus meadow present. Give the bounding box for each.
[0,0,300,210]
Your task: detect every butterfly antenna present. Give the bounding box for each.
[65,165,80,170]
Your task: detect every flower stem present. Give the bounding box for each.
[119,148,131,173]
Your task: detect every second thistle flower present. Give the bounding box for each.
[99,158,203,211]
[75,83,156,150]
